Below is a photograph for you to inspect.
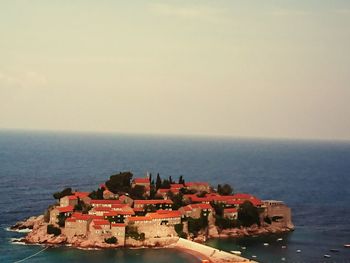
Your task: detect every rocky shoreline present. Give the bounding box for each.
[10,215,293,249]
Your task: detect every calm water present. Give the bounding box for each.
[1,131,350,263]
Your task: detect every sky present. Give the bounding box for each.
[1,0,350,140]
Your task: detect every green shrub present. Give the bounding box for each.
[47,224,61,236]
[105,236,118,244]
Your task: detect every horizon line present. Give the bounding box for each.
[1,127,349,144]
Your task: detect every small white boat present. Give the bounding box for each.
[344,244,350,248]
[324,254,331,258]
[296,249,301,253]
[230,251,241,255]
[281,257,286,261]
[252,255,257,258]
[277,238,283,241]
[263,243,269,246]
[281,246,287,249]
[241,246,246,250]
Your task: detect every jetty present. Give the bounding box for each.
[174,238,257,263]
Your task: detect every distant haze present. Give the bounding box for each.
[1,1,349,140]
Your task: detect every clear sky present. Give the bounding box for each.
[1,0,350,140]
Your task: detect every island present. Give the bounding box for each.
[11,171,294,262]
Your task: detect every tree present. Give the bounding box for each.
[178,175,185,185]
[130,185,146,200]
[47,224,61,236]
[53,187,72,200]
[169,176,174,184]
[156,173,162,190]
[161,179,170,189]
[217,184,233,196]
[238,201,260,227]
[105,236,117,244]
[105,172,133,194]
[57,214,68,227]
[89,188,104,200]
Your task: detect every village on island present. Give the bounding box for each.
[13,171,294,262]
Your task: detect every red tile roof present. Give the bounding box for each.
[134,199,173,205]
[147,211,181,219]
[72,213,91,221]
[170,184,184,189]
[91,200,122,205]
[74,192,90,198]
[94,207,112,212]
[111,223,126,228]
[57,205,74,213]
[93,225,102,230]
[133,178,150,184]
[93,219,110,226]
[224,208,238,213]
[68,195,78,200]
[66,218,76,222]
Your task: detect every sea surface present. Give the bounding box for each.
[1,131,350,263]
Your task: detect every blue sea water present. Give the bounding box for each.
[1,131,350,263]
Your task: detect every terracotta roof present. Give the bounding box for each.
[93,219,110,226]
[170,184,184,189]
[134,199,173,205]
[94,207,112,212]
[128,216,152,221]
[133,178,150,184]
[57,205,74,213]
[133,207,144,212]
[74,192,90,198]
[226,199,245,205]
[66,218,76,222]
[93,225,102,230]
[232,193,255,200]
[68,195,78,200]
[147,211,181,219]
[111,223,126,228]
[224,208,238,213]
[104,209,135,216]
[91,200,122,205]
[73,214,91,221]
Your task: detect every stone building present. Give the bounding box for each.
[60,195,78,207]
[262,200,294,229]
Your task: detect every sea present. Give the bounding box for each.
[1,130,350,263]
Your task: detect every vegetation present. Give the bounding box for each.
[238,201,260,227]
[217,184,233,196]
[88,188,104,200]
[53,187,72,200]
[57,214,68,227]
[178,175,185,185]
[215,216,239,229]
[47,224,61,236]
[174,223,187,238]
[130,185,146,200]
[105,172,133,194]
[104,236,118,244]
[74,200,92,214]
[210,202,225,217]
[125,224,145,241]
[187,211,208,235]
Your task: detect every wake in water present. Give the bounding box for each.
[5,227,32,233]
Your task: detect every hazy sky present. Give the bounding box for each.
[1,0,350,140]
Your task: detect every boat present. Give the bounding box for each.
[281,257,286,261]
[330,249,339,252]
[281,246,287,249]
[277,238,283,241]
[251,255,257,258]
[344,244,350,248]
[263,243,269,246]
[296,249,301,253]
[324,254,331,258]
[241,246,246,250]
[230,251,241,255]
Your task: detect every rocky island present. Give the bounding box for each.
[12,171,294,262]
